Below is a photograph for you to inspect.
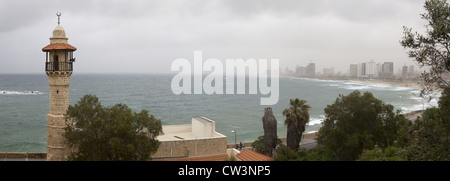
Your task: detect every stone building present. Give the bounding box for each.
[152,117,227,159]
[42,13,77,161]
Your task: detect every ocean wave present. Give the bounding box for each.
[344,85,372,90]
[307,79,344,83]
[320,83,339,87]
[401,105,428,113]
[339,83,415,92]
[308,115,325,126]
[410,96,423,101]
[343,81,363,85]
[370,84,392,88]
[0,90,43,95]
[401,96,440,113]
[391,87,413,91]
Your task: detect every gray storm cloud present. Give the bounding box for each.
[0,0,426,74]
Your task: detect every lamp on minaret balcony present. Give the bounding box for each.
[42,20,77,72]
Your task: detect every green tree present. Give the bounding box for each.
[282,98,311,151]
[251,135,282,156]
[63,95,162,161]
[274,145,334,161]
[296,146,334,161]
[274,145,298,161]
[358,146,408,161]
[406,88,450,161]
[317,91,409,161]
[401,0,450,96]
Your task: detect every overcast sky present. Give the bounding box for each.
[0,0,428,74]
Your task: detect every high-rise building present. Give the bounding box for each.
[379,62,394,79]
[360,63,366,77]
[365,60,377,78]
[350,64,358,78]
[402,65,408,77]
[409,65,415,76]
[306,63,315,77]
[357,63,365,78]
[382,62,394,73]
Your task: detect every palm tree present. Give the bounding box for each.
[283,98,311,151]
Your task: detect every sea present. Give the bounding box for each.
[0,74,440,152]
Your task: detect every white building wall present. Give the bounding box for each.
[192,117,214,138]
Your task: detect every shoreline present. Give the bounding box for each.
[284,75,423,89]
[348,79,422,89]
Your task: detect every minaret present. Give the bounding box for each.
[42,12,77,161]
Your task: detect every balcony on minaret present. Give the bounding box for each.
[42,44,76,72]
[42,24,77,72]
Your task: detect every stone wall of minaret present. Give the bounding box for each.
[46,72,71,161]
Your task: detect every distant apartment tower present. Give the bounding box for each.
[357,63,365,78]
[408,65,415,76]
[382,62,394,73]
[365,60,377,78]
[379,62,394,79]
[306,63,315,77]
[402,65,408,77]
[357,60,378,79]
[350,64,358,78]
[376,63,382,76]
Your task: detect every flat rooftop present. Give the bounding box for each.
[156,124,225,141]
[195,117,213,124]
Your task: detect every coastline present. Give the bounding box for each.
[348,79,422,89]
[284,75,423,89]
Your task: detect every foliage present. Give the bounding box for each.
[401,0,450,96]
[283,98,311,150]
[296,146,334,161]
[252,135,282,156]
[317,91,409,161]
[274,145,334,161]
[63,95,162,161]
[274,145,298,161]
[404,87,450,161]
[358,146,408,161]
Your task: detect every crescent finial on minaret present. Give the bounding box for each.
[56,12,61,25]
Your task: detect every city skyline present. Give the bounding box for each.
[285,60,420,77]
[0,0,428,74]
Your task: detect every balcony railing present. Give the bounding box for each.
[45,62,73,72]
